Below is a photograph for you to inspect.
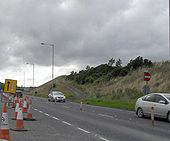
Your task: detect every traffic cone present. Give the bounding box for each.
[11,100,28,131]
[0,102,12,141]
[11,97,15,108]
[24,99,36,121]
[12,96,18,108]
[22,96,28,113]
[12,97,19,120]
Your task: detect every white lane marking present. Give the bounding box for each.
[62,121,72,126]
[77,128,90,134]
[52,116,59,120]
[39,110,43,113]
[44,113,50,116]
[99,137,110,141]
[34,108,38,111]
[98,114,113,118]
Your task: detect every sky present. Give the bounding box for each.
[0,0,169,87]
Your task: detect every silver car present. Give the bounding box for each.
[135,93,170,122]
[48,91,66,102]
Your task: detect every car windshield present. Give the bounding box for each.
[53,92,63,95]
[164,94,170,101]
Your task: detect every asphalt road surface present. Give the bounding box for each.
[1,96,170,141]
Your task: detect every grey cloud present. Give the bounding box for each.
[0,0,168,71]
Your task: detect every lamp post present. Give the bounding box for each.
[41,42,55,90]
[26,63,35,87]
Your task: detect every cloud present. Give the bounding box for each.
[0,0,168,85]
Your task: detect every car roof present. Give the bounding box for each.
[51,91,63,94]
[16,90,22,93]
[150,93,170,95]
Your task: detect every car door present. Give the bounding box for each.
[154,94,167,118]
[142,94,156,115]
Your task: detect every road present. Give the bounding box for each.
[2,96,170,141]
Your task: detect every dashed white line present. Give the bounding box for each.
[52,116,59,120]
[98,114,113,118]
[38,110,43,113]
[62,121,72,126]
[77,128,91,134]
[44,113,50,116]
[99,137,110,141]
[32,107,110,141]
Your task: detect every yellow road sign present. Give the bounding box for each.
[4,79,17,94]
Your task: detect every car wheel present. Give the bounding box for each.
[137,108,144,118]
[167,112,170,122]
[48,98,50,101]
[63,100,65,102]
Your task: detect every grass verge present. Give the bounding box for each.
[83,98,136,111]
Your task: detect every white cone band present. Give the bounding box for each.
[15,103,19,112]
[28,105,31,113]
[23,100,27,108]
[1,113,9,129]
[17,108,23,120]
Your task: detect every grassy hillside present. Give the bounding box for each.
[29,61,170,111]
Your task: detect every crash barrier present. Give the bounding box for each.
[151,107,154,126]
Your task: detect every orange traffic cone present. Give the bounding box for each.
[22,96,28,113]
[12,96,17,108]
[24,99,36,121]
[11,97,15,108]
[12,97,19,120]
[11,100,28,131]
[0,102,12,141]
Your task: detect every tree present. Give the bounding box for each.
[108,58,115,66]
[86,65,91,70]
[116,59,122,67]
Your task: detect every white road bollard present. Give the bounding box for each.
[80,101,83,111]
[151,107,154,126]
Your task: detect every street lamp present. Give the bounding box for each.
[41,42,55,90]
[26,63,35,87]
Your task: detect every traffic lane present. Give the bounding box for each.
[31,97,170,141]
[31,96,170,129]
[32,104,170,141]
[6,105,98,141]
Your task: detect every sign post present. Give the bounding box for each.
[143,70,151,94]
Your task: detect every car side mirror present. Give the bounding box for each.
[159,100,166,104]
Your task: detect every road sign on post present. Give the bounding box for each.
[144,70,151,81]
[4,79,17,94]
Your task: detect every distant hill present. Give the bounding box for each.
[31,56,170,102]
[28,59,170,110]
